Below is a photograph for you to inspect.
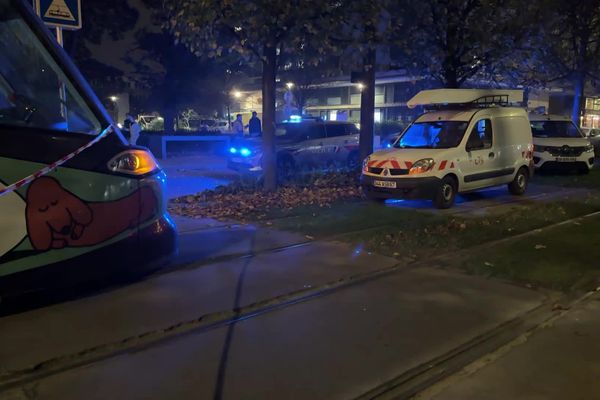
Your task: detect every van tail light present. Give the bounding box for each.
[108,150,159,175]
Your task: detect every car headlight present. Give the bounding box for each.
[362,156,371,173]
[585,144,594,152]
[409,158,435,175]
[533,145,548,152]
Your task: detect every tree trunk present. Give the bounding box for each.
[571,72,585,126]
[443,67,459,89]
[359,49,376,164]
[163,107,176,134]
[262,44,278,191]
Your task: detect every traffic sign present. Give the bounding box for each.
[35,0,81,30]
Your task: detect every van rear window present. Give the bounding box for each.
[0,1,102,135]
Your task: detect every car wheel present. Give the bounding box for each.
[433,176,457,209]
[277,155,295,183]
[347,151,360,171]
[508,167,529,195]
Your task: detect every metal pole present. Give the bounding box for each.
[227,104,231,132]
[55,26,64,46]
[55,27,68,124]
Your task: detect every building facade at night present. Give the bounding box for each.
[230,70,597,128]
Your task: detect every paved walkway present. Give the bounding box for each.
[0,216,548,399]
[420,290,600,400]
[160,155,238,199]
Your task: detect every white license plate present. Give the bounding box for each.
[556,157,577,162]
[373,180,397,189]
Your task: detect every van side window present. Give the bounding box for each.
[467,119,493,150]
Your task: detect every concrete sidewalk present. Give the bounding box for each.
[420,290,600,400]
[2,268,546,400]
[0,216,551,400]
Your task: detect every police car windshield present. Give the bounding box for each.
[395,121,468,149]
[530,121,583,138]
[0,1,102,135]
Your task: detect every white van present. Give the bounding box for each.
[361,89,533,208]
[529,114,595,173]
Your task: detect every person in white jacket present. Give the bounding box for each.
[125,114,141,146]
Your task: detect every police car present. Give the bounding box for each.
[530,114,595,173]
[361,89,534,209]
[228,118,360,179]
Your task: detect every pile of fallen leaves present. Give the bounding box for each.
[169,172,363,220]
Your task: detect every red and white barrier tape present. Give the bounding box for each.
[0,125,113,198]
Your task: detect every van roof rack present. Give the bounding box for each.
[407,89,524,109]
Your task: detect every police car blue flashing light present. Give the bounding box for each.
[229,147,237,154]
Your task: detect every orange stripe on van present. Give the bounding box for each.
[439,160,447,170]
[376,160,387,168]
[405,161,413,169]
[390,160,400,168]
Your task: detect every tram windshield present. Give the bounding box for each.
[0,0,101,134]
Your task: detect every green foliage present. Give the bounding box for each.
[165,0,340,65]
[402,0,534,88]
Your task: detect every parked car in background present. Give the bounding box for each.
[362,89,533,209]
[581,127,600,157]
[199,118,229,133]
[380,131,403,149]
[530,114,595,173]
[228,119,360,179]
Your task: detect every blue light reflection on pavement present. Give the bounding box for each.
[159,155,238,199]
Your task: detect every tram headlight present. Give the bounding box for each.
[108,150,159,175]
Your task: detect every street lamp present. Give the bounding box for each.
[286,82,295,90]
[109,96,118,102]
[357,83,365,91]
[232,90,242,99]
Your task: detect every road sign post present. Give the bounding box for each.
[35,0,82,32]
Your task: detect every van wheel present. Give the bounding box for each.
[433,176,457,209]
[508,167,529,195]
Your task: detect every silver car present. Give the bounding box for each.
[228,120,360,179]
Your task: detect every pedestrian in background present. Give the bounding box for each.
[247,111,262,136]
[125,113,141,146]
[122,115,131,139]
[232,113,244,136]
